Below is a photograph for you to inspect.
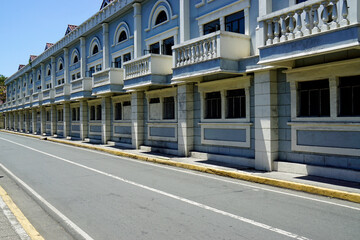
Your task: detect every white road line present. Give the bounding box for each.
[39,137,360,211]
[0,136,310,240]
[0,195,30,240]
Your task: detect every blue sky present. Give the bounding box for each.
[0,0,102,78]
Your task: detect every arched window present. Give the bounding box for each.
[47,69,51,76]
[155,10,168,25]
[118,31,127,43]
[73,55,79,64]
[59,63,63,71]
[92,44,99,55]
[38,72,41,81]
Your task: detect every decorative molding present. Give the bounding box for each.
[89,37,102,57]
[112,21,133,47]
[145,0,178,32]
[147,122,178,142]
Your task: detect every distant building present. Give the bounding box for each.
[1,0,360,182]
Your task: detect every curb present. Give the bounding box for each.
[2,130,360,204]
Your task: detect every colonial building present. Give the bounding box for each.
[1,0,360,182]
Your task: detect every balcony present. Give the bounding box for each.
[172,30,251,81]
[70,77,92,99]
[258,0,360,66]
[54,84,70,102]
[32,92,42,107]
[92,68,124,95]
[42,89,55,105]
[123,54,172,90]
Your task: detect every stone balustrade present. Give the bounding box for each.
[258,0,351,46]
[92,68,124,88]
[70,77,92,93]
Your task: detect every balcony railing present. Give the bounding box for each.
[173,31,250,68]
[55,84,70,97]
[258,0,352,46]
[71,77,92,93]
[42,88,55,100]
[92,68,124,88]
[123,54,172,80]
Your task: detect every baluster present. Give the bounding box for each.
[312,4,320,33]
[176,49,181,67]
[266,19,273,45]
[203,41,208,60]
[288,12,295,40]
[280,15,287,42]
[199,41,204,62]
[295,9,303,38]
[194,44,199,63]
[211,36,217,58]
[304,7,312,36]
[330,0,339,29]
[190,45,195,64]
[321,1,330,31]
[180,48,185,66]
[340,0,349,26]
[273,17,280,43]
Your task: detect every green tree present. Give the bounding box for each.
[0,74,7,103]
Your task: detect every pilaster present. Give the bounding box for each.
[80,37,86,78]
[102,24,110,69]
[51,57,56,88]
[131,91,144,149]
[32,108,37,134]
[80,100,88,140]
[177,83,194,157]
[51,105,57,136]
[101,97,111,144]
[254,70,278,171]
[63,102,71,137]
[179,0,190,43]
[24,110,30,133]
[19,111,24,132]
[64,48,69,84]
[133,3,142,58]
[4,112,8,129]
[40,106,46,135]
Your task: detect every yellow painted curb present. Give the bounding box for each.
[2,130,360,204]
[0,185,44,240]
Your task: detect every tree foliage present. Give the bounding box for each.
[0,74,7,103]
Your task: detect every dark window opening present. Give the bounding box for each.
[118,31,127,42]
[73,55,79,64]
[162,37,174,56]
[205,91,221,119]
[96,105,102,120]
[204,19,220,35]
[339,76,360,116]
[150,98,160,104]
[163,97,175,119]
[46,111,50,121]
[123,101,131,106]
[92,45,99,55]
[225,11,245,34]
[115,103,122,120]
[89,67,95,77]
[72,108,76,121]
[226,89,246,118]
[296,0,308,3]
[47,69,51,76]
[298,80,330,117]
[150,42,160,54]
[114,57,122,68]
[59,63,63,71]
[155,10,168,25]
[90,106,96,120]
[123,53,131,63]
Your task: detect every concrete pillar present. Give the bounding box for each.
[64,48,69,84]
[177,83,194,157]
[24,110,30,133]
[180,0,190,43]
[80,100,88,140]
[40,63,45,91]
[80,37,86,78]
[254,70,278,171]
[32,69,36,93]
[32,108,37,134]
[102,23,109,69]
[256,0,273,54]
[4,112,8,129]
[131,91,144,149]
[14,112,18,131]
[133,3,142,58]
[51,57,56,88]
[40,107,46,135]
[101,97,111,144]
[51,105,57,136]
[19,110,24,132]
[63,102,71,137]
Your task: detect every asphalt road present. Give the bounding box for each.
[0,132,359,240]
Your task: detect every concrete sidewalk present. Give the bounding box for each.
[0,197,24,240]
[2,130,360,203]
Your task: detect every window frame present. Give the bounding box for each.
[145,88,177,123]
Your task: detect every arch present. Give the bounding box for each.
[113,22,131,45]
[89,37,101,56]
[37,70,41,81]
[155,10,168,26]
[46,64,51,76]
[71,48,80,64]
[146,0,177,31]
[57,58,64,71]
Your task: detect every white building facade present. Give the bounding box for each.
[2,0,360,182]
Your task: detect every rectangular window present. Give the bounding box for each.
[96,64,102,72]
[298,80,330,117]
[76,72,81,79]
[204,19,220,35]
[123,101,131,106]
[77,107,80,121]
[163,97,175,119]
[72,74,76,81]
[149,98,160,104]
[339,76,360,116]
[114,57,122,68]
[96,105,102,120]
[89,67,95,77]
[72,108,77,121]
[115,102,122,120]
[90,106,95,120]
[150,42,160,54]
[226,89,246,118]
[205,92,221,119]
[57,110,63,121]
[46,111,50,121]
[123,53,131,63]
[225,11,245,34]
[162,37,174,56]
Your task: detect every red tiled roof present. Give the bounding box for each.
[45,43,54,51]
[65,24,78,35]
[100,0,114,10]
[18,65,25,70]
[29,55,38,61]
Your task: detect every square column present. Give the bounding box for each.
[14,112,18,131]
[4,112,8,129]
[32,109,37,134]
[254,70,279,171]
[80,100,88,140]
[19,111,24,132]
[63,103,71,137]
[24,110,30,133]
[101,97,111,144]
[133,3,142,58]
[40,107,46,135]
[51,105,57,136]
[131,91,144,149]
[177,83,194,157]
